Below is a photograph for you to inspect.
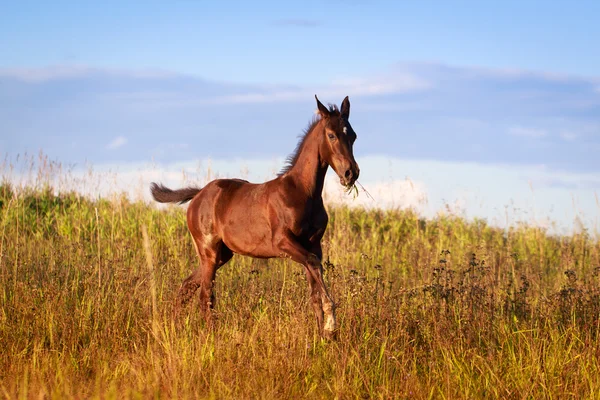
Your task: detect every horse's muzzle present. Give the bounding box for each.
[339,165,360,187]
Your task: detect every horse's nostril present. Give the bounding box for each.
[344,169,352,179]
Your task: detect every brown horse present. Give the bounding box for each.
[150,95,359,339]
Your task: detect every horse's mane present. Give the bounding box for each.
[278,105,340,176]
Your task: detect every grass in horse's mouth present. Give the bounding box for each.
[345,180,374,201]
[344,182,358,195]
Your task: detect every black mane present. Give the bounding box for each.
[278,105,340,176]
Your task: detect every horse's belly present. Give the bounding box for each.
[220,214,275,258]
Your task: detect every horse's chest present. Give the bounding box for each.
[291,203,326,238]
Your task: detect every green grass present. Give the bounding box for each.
[1,172,599,399]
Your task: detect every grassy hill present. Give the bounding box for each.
[1,182,599,399]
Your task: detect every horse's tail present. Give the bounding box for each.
[150,182,201,205]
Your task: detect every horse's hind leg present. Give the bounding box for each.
[174,236,233,321]
[174,269,202,315]
[198,241,233,320]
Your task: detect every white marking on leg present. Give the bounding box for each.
[322,293,336,333]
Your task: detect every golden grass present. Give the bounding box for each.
[1,159,599,399]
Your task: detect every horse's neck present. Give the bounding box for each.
[287,129,328,198]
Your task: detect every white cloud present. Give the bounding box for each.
[323,176,428,212]
[106,136,128,149]
[508,126,547,138]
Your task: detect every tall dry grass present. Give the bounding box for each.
[1,155,599,399]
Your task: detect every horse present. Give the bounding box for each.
[150,95,359,339]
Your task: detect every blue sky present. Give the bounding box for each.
[1,0,599,232]
[3,1,600,81]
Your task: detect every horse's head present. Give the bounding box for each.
[315,95,360,188]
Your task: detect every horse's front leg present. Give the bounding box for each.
[277,231,337,339]
[304,264,324,334]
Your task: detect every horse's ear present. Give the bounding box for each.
[315,95,330,119]
[340,96,350,119]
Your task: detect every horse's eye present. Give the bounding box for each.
[328,133,336,140]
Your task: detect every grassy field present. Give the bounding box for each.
[1,166,600,399]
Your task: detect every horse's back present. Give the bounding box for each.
[188,177,256,215]
[187,177,276,256]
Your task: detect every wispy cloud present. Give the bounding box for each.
[528,167,600,190]
[273,18,321,27]
[3,62,599,174]
[540,177,600,190]
[508,126,547,138]
[0,65,179,83]
[328,73,432,96]
[0,65,93,83]
[106,136,128,149]
[190,73,430,106]
[206,72,431,105]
